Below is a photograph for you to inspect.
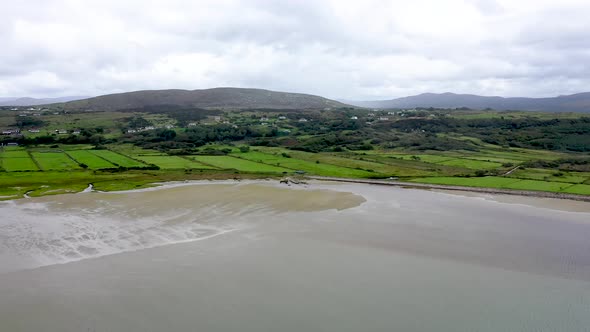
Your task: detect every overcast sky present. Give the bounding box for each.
[1,0,589,100]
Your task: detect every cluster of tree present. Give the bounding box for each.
[120,124,279,151]
[120,105,222,126]
[375,117,590,152]
[6,106,590,155]
[15,116,45,128]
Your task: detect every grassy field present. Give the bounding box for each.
[66,150,117,169]
[30,151,81,171]
[1,150,39,171]
[437,158,502,170]
[90,150,148,168]
[409,176,521,188]
[136,156,217,169]
[409,176,579,194]
[233,150,378,178]
[508,168,590,184]
[192,155,289,173]
[501,179,574,192]
[562,184,590,195]
[0,169,277,199]
[1,144,589,199]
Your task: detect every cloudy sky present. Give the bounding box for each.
[1,0,589,100]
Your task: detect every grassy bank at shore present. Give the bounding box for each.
[1,144,589,200]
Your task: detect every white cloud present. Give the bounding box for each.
[0,0,589,99]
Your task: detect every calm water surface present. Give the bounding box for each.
[1,181,589,331]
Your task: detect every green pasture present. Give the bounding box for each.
[410,176,521,188]
[0,151,39,171]
[562,184,590,195]
[409,176,585,194]
[508,168,590,184]
[437,158,502,170]
[136,156,216,169]
[67,150,117,169]
[90,150,147,168]
[501,180,574,192]
[234,150,378,178]
[30,152,80,171]
[192,155,289,173]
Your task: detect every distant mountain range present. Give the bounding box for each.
[54,88,347,111]
[0,96,89,106]
[345,92,590,112]
[4,89,590,113]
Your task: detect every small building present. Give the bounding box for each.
[278,116,287,120]
[28,129,40,133]
[298,118,308,123]
[350,116,358,120]
[127,129,137,134]
[72,130,81,135]
[2,129,20,135]
[56,129,68,135]
[213,116,222,122]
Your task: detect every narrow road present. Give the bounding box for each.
[503,165,521,176]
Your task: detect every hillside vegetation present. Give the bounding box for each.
[55,88,347,111]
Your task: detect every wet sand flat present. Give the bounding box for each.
[1,181,590,331]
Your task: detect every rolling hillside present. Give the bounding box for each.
[55,88,348,111]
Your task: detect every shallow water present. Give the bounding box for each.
[1,181,589,331]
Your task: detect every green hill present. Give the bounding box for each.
[56,87,348,111]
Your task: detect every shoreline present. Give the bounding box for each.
[307,176,590,202]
